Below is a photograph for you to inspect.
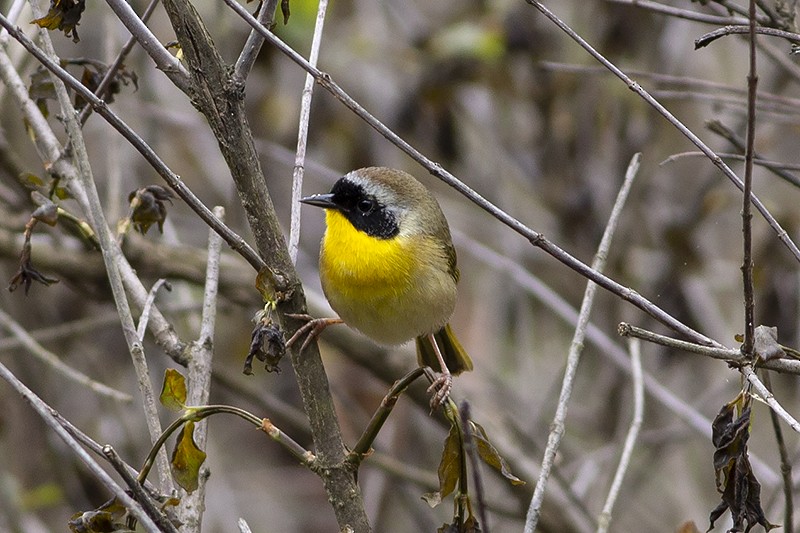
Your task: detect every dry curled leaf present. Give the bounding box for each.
[127,185,174,235]
[31,0,86,42]
[708,400,777,532]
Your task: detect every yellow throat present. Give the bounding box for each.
[321,209,415,292]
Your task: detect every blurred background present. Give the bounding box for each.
[2,0,800,531]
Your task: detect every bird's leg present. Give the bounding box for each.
[285,314,343,353]
[425,333,453,411]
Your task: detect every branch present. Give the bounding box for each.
[525,153,640,532]
[158,1,369,529]
[0,308,132,401]
[742,365,800,433]
[222,0,719,348]
[607,0,750,25]
[695,25,800,49]
[102,0,191,91]
[618,323,800,374]
[524,0,800,266]
[179,206,224,532]
[288,0,329,264]
[740,0,758,357]
[0,361,163,532]
[596,339,644,533]
[233,0,279,80]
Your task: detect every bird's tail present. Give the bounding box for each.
[416,323,473,375]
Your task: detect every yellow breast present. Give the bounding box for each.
[319,210,456,344]
[320,210,414,292]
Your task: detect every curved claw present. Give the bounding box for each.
[285,316,343,353]
[427,372,453,411]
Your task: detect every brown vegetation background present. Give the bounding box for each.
[2,0,800,531]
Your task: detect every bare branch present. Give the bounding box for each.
[234,0,279,80]
[179,206,224,532]
[288,0,329,264]
[740,0,758,357]
[743,365,800,433]
[102,0,191,91]
[0,308,132,401]
[607,0,750,25]
[222,0,719,347]
[596,339,644,533]
[695,24,800,49]
[525,153,640,532]
[0,361,162,532]
[618,322,800,374]
[524,0,800,266]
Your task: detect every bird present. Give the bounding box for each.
[297,166,473,409]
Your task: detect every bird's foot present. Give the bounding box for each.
[427,371,453,411]
[285,314,343,353]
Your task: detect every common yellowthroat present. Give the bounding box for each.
[300,167,473,407]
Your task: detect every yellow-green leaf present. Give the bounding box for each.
[422,424,462,507]
[160,369,187,411]
[471,422,525,486]
[171,421,207,493]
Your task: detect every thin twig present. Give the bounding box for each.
[695,25,800,49]
[179,206,224,532]
[525,153,641,532]
[741,0,758,357]
[102,0,191,92]
[460,402,489,533]
[29,5,173,491]
[704,121,800,188]
[350,367,425,459]
[524,0,800,266]
[538,61,800,112]
[102,446,180,533]
[607,0,750,25]
[137,278,170,340]
[288,0,329,264]
[661,151,800,175]
[761,371,793,533]
[77,0,160,126]
[0,308,132,401]
[742,365,800,433]
[221,0,719,348]
[0,361,162,532]
[0,15,265,272]
[234,0,279,81]
[260,418,316,466]
[618,322,800,374]
[596,339,644,533]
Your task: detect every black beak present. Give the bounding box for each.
[300,193,338,209]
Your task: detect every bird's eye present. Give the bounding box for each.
[356,199,374,214]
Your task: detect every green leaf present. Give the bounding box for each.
[471,422,525,486]
[159,369,187,411]
[171,421,207,493]
[422,424,462,508]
